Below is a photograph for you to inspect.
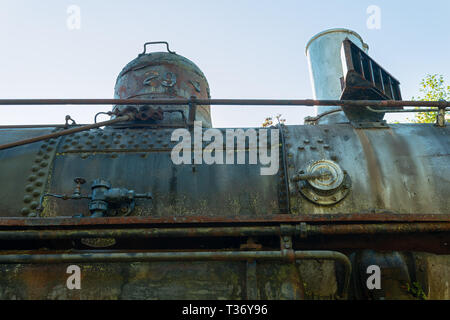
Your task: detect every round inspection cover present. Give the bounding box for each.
[306,159,344,191]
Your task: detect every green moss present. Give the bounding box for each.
[405,282,427,300]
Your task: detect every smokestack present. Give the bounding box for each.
[306,28,369,124]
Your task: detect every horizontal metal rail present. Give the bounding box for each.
[0,249,351,299]
[0,213,448,226]
[0,114,132,151]
[0,223,448,240]
[0,98,448,108]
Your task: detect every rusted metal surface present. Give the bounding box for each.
[0,250,350,299]
[113,50,212,127]
[0,223,448,240]
[0,213,448,227]
[286,123,450,215]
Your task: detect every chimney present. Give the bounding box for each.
[306,28,369,124]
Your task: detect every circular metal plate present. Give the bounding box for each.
[306,159,344,191]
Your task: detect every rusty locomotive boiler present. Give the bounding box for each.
[0,30,449,300]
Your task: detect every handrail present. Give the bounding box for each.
[0,98,447,108]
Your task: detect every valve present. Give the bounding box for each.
[37,178,152,218]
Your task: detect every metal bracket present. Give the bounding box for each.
[188,96,197,129]
[436,105,446,127]
[350,120,389,129]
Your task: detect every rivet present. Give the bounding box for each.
[63,145,69,149]
[114,140,120,144]
[46,147,53,152]
[100,140,106,145]
[298,146,304,150]
[23,195,32,203]
[317,139,324,143]
[40,161,48,167]
[28,175,37,182]
[134,144,140,148]
[41,143,48,149]
[116,134,122,138]
[32,190,40,197]
[104,144,111,148]
[88,135,94,139]
[91,145,97,149]
[163,143,168,147]
[304,139,310,144]
[86,141,91,145]
[43,154,50,159]
[34,180,44,187]
[30,201,39,209]
[310,146,317,150]
[77,145,83,149]
[83,132,89,137]
[140,153,146,158]
[81,154,88,159]
[21,207,30,215]
[324,145,330,149]
[120,144,126,148]
[37,171,45,177]
[102,135,108,140]
[25,184,34,192]
[111,154,118,158]
[34,158,42,163]
[31,165,39,172]
[49,139,56,145]
[28,212,37,217]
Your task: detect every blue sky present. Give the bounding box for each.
[0,0,448,127]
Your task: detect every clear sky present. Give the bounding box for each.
[0,0,448,127]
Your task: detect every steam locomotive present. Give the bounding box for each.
[0,29,448,300]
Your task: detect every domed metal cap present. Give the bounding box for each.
[114,42,211,127]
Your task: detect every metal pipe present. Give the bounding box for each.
[0,226,286,240]
[0,98,448,108]
[0,222,448,240]
[0,114,132,151]
[309,223,450,235]
[0,249,351,299]
[365,106,448,113]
